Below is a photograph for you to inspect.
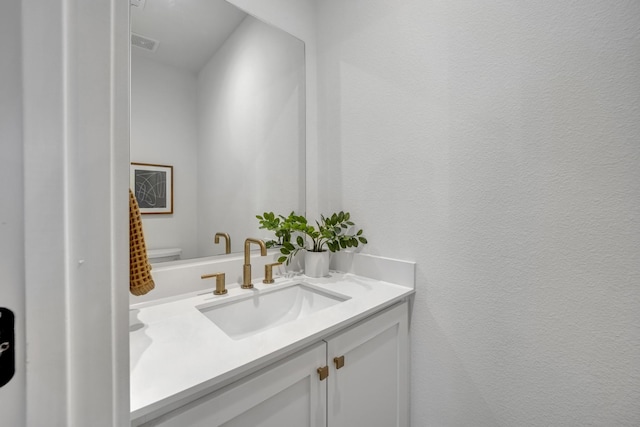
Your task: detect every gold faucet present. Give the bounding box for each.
[263,262,282,284]
[214,232,231,254]
[243,238,267,289]
[201,272,227,295]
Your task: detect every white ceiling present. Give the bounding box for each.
[131,0,247,74]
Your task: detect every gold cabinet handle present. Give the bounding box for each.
[317,366,329,381]
[333,355,345,370]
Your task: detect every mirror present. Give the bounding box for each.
[130,0,305,262]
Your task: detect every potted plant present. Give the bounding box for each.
[256,211,294,248]
[276,211,367,277]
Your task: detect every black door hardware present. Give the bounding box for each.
[0,307,15,388]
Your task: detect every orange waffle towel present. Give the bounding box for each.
[129,189,155,296]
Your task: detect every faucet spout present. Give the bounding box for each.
[214,232,231,254]
[243,238,267,289]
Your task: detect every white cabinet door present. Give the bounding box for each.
[145,342,327,427]
[326,302,409,427]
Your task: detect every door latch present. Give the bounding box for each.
[0,308,15,388]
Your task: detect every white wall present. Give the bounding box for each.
[197,15,305,255]
[227,0,320,219]
[316,1,640,426]
[131,54,199,258]
[0,1,25,424]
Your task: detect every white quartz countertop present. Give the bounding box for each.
[130,272,414,421]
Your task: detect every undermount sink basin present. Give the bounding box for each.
[198,284,348,340]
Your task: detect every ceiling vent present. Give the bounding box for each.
[130,0,146,9]
[131,33,159,52]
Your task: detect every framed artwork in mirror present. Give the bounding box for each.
[130,162,174,214]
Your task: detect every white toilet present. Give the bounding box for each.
[147,248,182,264]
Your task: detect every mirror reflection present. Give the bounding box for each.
[130,0,305,263]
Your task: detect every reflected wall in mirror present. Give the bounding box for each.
[130,0,305,262]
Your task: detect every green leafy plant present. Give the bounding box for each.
[276,211,367,265]
[256,211,294,248]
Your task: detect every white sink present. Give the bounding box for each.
[198,284,348,340]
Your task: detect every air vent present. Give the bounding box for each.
[131,33,159,52]
[130,0,146,9]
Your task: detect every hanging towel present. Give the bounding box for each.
[129,189,155,296]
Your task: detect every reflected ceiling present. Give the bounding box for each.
[131,0,247,73]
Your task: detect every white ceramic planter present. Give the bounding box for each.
[304,250,330,278]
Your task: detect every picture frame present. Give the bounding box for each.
[130,162,174,214]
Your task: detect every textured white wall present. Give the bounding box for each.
[197,16,305,255]
[316,1,640,426]
[131,54,199,258]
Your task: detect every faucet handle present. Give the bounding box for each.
[263,262,283,284]
[201,272,227,295]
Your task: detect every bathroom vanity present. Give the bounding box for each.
[130,262,414,427]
